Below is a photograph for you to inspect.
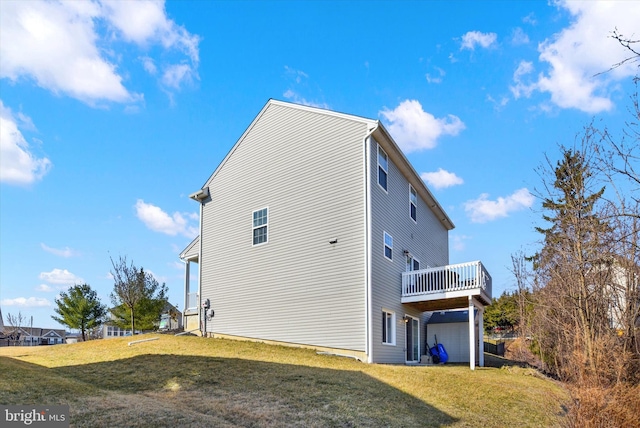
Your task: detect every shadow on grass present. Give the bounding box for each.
[1,355,458,427]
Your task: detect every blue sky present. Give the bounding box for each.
[1,1,638,329]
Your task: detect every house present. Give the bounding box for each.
[180,100,492,368]
[1,326,66,346]
[102,302,182,338]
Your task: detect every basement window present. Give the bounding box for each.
[382,310,395,345]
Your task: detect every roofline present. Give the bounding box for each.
[191,98,454,230]
[196,99,377,192]
[373,123,455,230]
[267,99,378,128]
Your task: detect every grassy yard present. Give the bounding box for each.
[0,335,568,427]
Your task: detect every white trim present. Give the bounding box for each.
[363,128,377,364]
[377,145,389,192]
[409,184,417,223]
[251,206,269,246]
[198,201,204,334]
[383,231,393,261]
[382,309,396,346]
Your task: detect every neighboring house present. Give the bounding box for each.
[599,260,640,331]
[1,326,66,346]
[180,100,492,368]
[102,302,182,338]
[102,325,136,338]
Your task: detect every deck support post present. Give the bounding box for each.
[469,296,475,370]
[478,306,484,367]
[183,260,190,329]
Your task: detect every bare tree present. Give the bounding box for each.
[110,255,168,333]
[6,311,27,346]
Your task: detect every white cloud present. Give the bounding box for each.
[39,268,84,285]
[464,188,534,223]
[141,56,157,75]
[511,27,530,45]
[135,199,198,238]
[451,235,472,251]
[284,66,309,84]
[510,61,536,99]
[36,284,53,292]
[283,90,329,109]
[421,169,464,190]
[519,1,639,113]
[460,31,497,50]
[0,0,200,106]
[1,297,51,308]
[425,66,445,84]
[379,100,465,153]
[0,0,135,104]
[102,0,200,63]
[523,13,537,26]
[40,243,78,258]
[162,63,195,89]
[0,101,51,185]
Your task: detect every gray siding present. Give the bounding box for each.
[200,103,367,351]
[369,137,449,363]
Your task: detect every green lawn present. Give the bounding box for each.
[0,335,568,427]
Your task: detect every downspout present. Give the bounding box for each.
[197,199,204,336]
[189,187,208,337]
[363,123,378,363]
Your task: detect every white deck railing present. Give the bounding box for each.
[401,261,492,299]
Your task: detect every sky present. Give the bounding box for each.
[1,0,638,330]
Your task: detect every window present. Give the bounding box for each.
[409,185,417,222]
[384,232,393,261]
[252,207,268,245]
[382,310,395,345]
[378,145,388,191]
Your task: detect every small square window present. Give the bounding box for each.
[384,232,393,261]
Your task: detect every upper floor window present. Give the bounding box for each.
[378,145,388,191]
[384,231,393,261]
[252,207,268,245]
[409,185,417,222]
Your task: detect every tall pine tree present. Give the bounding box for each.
[532,147,612,381]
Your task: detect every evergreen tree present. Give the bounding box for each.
[52,284,106,341]
[532,146,613,380]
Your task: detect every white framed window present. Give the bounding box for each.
[382,309,395,345]
[377,145,388,191]
[384,232,393,261]
[409,185,417,222]
[252,207,268,245]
